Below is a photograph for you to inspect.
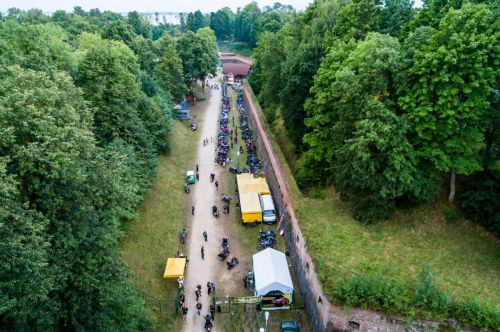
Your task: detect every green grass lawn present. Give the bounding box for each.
[246,87,500,322]
[296,189,500,307]
[120,121,197,331]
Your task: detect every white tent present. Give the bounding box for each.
[252,248,293,297]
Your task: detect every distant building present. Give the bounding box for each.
[222,63,251,83]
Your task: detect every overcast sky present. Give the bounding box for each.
[0,0,313,13]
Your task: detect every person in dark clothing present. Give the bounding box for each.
[201,246,205,260]
[210,173,215,182]
[195,289,200,301]
[196,302,202,315]
[243,276,248,289]
[203,231,208,242]
[192,206,195,215]
[215,181,219,191]
[210,305,215,319]
[196,164,199,172]
[196,172,199,181]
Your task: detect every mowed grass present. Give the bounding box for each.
[249,91,500,311]
[296,189,500,307]
[120,121,197,330]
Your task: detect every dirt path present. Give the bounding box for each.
[182,76,225,332]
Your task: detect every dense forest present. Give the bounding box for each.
[248,0,499,229]
[0,8,217,330]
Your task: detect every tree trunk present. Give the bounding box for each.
[448,168,456,203]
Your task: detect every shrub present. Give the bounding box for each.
[413,267,451,315]
[454,298,500,331]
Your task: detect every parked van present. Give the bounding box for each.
[259,194,276,224]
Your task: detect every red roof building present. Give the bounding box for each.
[222,63,251,77]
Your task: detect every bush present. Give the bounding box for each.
[334,268,500,330]
[444,208,461,223]
[352,196,393,223]
[335,274,411,314]
[457,171,500,234]
[454,298,500,331]
[413,267,451,315]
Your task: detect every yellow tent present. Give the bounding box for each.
[163,258,186,279]
[237,174,270,195]
[240,192,262,223]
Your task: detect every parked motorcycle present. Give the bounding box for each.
[226,256,239,270]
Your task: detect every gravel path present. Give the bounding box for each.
[182,76,224,332]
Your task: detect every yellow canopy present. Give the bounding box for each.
[240,192,262,213]
[163,258,186,279]
[237,174,270,195]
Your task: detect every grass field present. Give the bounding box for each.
[249,89,500,318]
[120,121,198,331]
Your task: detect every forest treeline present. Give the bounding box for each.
[180,1,296,46]
[249,0,499,229]
[0,7,217,330]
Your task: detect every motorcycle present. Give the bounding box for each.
[272,297,290,307]
[218,247,230,260]
[226,256,239,270]
[212,205,220,217]
[221,194,232,202]
[184,184,190,193]
[204,315,213,331]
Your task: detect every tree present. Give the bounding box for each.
[379,0,415,37]
[301,33,415,221]
[234,1,262,45]
[249,31,284,119]
[127,11,152,38]
[154,34,187,101]
[0,64,148,330]
[176,29,218,89]
[398,3,499,202]
[210,7,234,40]
[0,21,74,75]
[0,159,54,330]
[186,10,207,32]
[333,0,382,42]
[102,19,136,46]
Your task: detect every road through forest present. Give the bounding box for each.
[182,75,224,332]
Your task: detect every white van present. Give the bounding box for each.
[259,194,276,224]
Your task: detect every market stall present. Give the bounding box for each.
[252,248,293,309]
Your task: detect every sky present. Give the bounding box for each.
[0,0,314,13]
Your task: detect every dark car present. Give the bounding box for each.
[280,320,300,332]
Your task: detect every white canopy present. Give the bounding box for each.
[252,248,293,296]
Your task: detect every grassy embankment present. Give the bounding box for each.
[120,121,198,331]
[247,87,500,325]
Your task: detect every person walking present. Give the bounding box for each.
[201,246,205,260]
[196,164,199,172]
[195,289,200,302]
[203,231,208,242]
[196,302,202,316]
[215,181,219,191]
[207,281,212,295]
[182,304,188,319]
[196,172,199,181]
[210,173,215,182]
[192,205,195,215]
[210,305,215,320]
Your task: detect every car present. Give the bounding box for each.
[280,320,300,332]
[186,170,196,184]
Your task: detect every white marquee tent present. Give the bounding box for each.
[252,248,293,298]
